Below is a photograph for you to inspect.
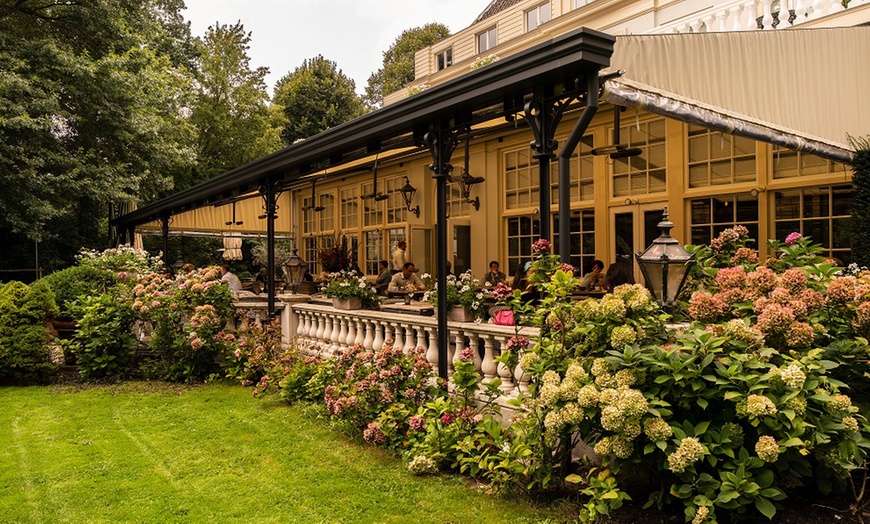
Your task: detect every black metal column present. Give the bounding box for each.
[161,213,171,268]
[425,126,459,381]
[557,72,600,265]
[260,180,282,318]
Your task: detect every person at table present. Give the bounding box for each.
[220,264,242,296]
[580,259,605,290]
[375,260,391,295]
[388,262,426,292]
[511,260,540,305]
[603,261,634,292]
[391,240,407,274]
[445,260,454,278]
[485,260,506,286]
[254,267,269,294]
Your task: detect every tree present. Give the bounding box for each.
[273,55,364,145]
[187,22,282,186]
[364,23,450,108]
[0,0,198,271]
[850,136,870,267]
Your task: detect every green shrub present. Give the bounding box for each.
[0,281,59,383]
[41,265,116,319]
[66,290,136,380]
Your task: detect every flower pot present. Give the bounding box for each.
[447,305,474,322]
[332,297,362,310]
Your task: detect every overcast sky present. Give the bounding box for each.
[182,0,491,95]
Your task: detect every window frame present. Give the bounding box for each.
[476,26,497,54]
[436,48,453,71]
[526,3,551,32]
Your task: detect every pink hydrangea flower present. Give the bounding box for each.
[688,291,727,322]
[409,416,426,432]
[491,282,513,302]
[456,348,475,362]
[785,232,803,245]
[532,238,551,254]
[506,335,530,350]
[441,412,455,425]
[715,267,747,290]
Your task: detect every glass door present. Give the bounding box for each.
[610,203,667,282]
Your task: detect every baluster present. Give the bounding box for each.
[362,319,374,350]
[306,311,316,340]
[296,310,306,339]
[322,312,333,343]
[725,10,739,31]
[827,0,844,14]
[403,323,415,353]
[354,318,365,348]
[676,23,689,33]
[810,0,824,18]
[495,335,515,395]
[793,0,808,21]
[450,328,464,372]
[481,334,497,382]
[345,316,357,348]
[392,322,404,352]
[446,328,456,375]
[467,332,483,375]
[777,0,791,27]
[425,326,439,369]
[315,312,325,343]
[338,316,348,349]
[761,0,775,28]
[372,319,384,351]
[714,9,729,31]
[744,1,758,29]
[416,325,427,354]
[514,350,531,397]
[689,19,703,32]
[331,315,341,352]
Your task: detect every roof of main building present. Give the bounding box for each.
[473,0,525,24]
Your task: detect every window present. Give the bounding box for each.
[690,194,759,247]
[302,196,315,234]
[526,3,551,31]
[365,230,382,276]
[340,187,358,229]
[436,48,453,71]
[552,209,595,272]
[611,118,667,197]
[388,227,406,264]
[551,135,594,204]
[319,193,335,231]
[504,148,539,210]
[774,185,852,264]
[304,237,317,274]
[688,126,756,187]
[362,183,383,227]
[446,181,471,218]
[385,177,408,224]
[772,145,848,179]
[477,27,497,53]
[574,0,593,7]
[506,216,540,277]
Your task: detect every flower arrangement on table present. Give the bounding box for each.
[425,270,487,319]
[321,270,379,309]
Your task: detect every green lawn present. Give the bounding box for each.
[0,382,561,524]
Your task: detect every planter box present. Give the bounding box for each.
[332,297,362,310]
[447,305,474,322]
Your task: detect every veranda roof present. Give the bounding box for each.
[603,27,870,163]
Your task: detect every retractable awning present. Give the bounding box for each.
[602,27,870,163]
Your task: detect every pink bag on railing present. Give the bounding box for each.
[492,309,515,326]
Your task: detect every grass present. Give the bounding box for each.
[0,382,565,524]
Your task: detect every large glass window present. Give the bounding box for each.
[319,193,335,231]
[690,194,759,246]
[362,182,383,227]
[446,181,471,218]
[436,48,452,71]
[772,145,848,179]
[302,196,315,234]
[526,3,551,32]
[477,27,497,53]
[385,177,408,224]
[506,216,540,277]
[688,126,756,187]
[340,187,358,229]
[304,237,317,274]
[505,148,539,210]
[551,135,594,204]
[774,185,852,264]
[552,209,595,273]
[364,230,382,276]
[612,118,667,197]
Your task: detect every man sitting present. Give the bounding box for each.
[484,260,506,286]
[220,265,242,296]
[388,262,426,292]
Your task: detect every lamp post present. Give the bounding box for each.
[284,245,307,294]
[635,207,694,308]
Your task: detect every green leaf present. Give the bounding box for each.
[755,497,776,520]
[724,391,742,401]
[565,473,583,484]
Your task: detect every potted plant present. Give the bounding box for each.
[322,271,379,310]
[319,234,355,273]
[426,270,487,322]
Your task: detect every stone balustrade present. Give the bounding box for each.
[648,0,865,34]
[280,298,539,400]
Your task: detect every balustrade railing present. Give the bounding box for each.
[648,0,864,34]
[284,300,539,401]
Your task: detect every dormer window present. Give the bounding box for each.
[436,48,453,71]
[476,26,497,53]
[526,3,551,32]
[574,0,593,8]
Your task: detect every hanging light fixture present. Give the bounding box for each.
[454,136,485,211]
[224,201,244,226]
[302,178,325,212]
[635,207,695,308]
[400,176,420,218]
[591,105,642,159]
[362,153,388,201]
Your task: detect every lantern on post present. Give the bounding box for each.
[635,207,694,307]
[284,244,307,294]
[400,176,420,218]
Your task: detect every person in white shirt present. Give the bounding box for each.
[391,240,407,274]
[220,265,242,296]
[388,262,426,292]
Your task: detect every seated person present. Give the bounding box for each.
[445,260,454,277]
[511,260,540,305]
[375,260,391,295]
[580,259,605,289]
[603,261,635,292]
[485,260,506,286]
[254,267,268,294]
[220,264,242,296]
[388,262,427,292]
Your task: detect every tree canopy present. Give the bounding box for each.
[364,23,450,108]
[273,55,365,145]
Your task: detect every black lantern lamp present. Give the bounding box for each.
[635,207,695,307]
[284,243,308,294]
[400,176,420,218]
[456,136,485,210]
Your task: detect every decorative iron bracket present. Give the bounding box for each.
[424,126,461,179]
[525,92,578,160]
[258,180,283,220]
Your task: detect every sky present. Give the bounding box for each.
[182,0,492,95]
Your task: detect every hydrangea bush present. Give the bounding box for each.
[76,244,163,275]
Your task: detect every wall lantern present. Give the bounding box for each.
[455,136,485,211]
[284,243,308,294]
[635,207,695,307]
[400,176,420,218]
